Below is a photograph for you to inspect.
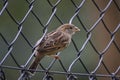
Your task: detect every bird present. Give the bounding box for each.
[28,23,80,75]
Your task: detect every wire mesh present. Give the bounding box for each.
[0,0,120,80]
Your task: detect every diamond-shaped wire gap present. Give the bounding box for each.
[72,0,100,31]
[19,12,43,47]
[47,0,63,24]
[25,0,45,27]
[4,0,33,28]
[10,34,33,66]
[7,0,30,21]
[30,0,55,25]
[80,42,99,70]
[50,0,77,23]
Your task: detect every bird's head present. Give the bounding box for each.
[57,24,80,35]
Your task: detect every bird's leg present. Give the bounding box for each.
[50,55,60,60]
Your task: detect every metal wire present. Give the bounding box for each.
[0,0,120,80]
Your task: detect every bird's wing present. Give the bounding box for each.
[36,31,69,54]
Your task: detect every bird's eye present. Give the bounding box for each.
[69,27,73,29]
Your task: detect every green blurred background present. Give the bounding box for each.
[0,0,120,80]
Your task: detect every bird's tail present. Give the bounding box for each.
[28,53,44,75]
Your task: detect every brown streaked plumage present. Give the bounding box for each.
[28,23,80,75]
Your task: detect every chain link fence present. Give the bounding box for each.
[0,0,120,80]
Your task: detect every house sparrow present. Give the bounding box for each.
[28,23,80,75]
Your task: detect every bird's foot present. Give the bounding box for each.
[51,55,60,60]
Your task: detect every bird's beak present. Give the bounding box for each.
[74,26,80,32]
